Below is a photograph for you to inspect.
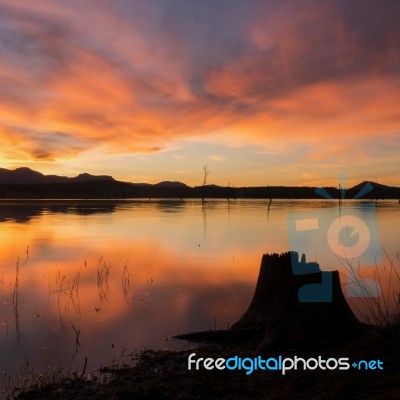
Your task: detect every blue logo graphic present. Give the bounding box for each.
[287,175,382,302]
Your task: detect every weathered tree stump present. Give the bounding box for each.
[176,252,361,351]
[231,252,361,350]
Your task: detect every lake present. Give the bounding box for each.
[0,199,399,391]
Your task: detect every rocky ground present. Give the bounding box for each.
[10,324,400,400]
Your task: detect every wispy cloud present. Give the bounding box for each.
[207,155,226,161]
[0,0,399,183]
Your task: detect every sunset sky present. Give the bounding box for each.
[0,0,399,187]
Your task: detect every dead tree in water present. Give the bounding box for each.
[202,165,211,202]
[176,252,361,351]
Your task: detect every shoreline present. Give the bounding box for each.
[11,323,400,400]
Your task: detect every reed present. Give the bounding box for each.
[12,258,21,344]
[97,257,110,301]
[121,262,131,302]
[337,248,400,327]
[67,271,81,315]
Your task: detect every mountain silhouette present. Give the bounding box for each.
[0,167,115,184]
[346,181,399,200]
[0,167,398,199]
[153,181,189,188]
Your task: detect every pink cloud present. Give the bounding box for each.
[0,0,398,183]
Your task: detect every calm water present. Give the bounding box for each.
[0,199,399,390]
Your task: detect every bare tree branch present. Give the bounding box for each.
[202,165,211,186]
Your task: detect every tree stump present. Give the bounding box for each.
[176,252,361,351]
[231,252,361,351]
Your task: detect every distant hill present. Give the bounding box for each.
[345,181,399,200]
[0,167,398,199]
[349,181,389,193]
[70,173,115,183]
[0,167,115,184]
[154,181,189,188]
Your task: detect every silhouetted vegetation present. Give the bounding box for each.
[0,167,398,199]
[0,180,398,200]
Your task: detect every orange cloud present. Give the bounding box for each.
[0,0,398,181]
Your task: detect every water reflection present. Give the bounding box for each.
[0,199,398,390]
[0,200,121,223]
[154,199,187,213]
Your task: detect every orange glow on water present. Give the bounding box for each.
[0,199,398,385]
